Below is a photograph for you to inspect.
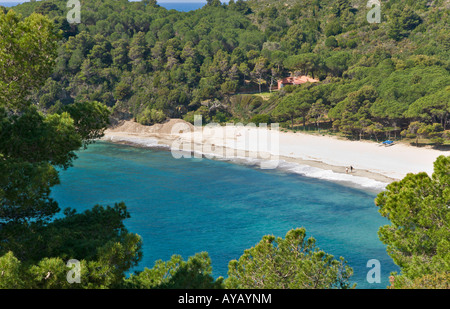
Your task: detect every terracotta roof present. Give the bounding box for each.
[279,75,319,85]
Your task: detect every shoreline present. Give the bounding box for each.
[102,119,449,192]
[103,133,395,183]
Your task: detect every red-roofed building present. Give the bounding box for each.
[277,75,319,89]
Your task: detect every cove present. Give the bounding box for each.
[51,141,399,289]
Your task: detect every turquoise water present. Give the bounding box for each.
[51,141,399,289]
[0,2,21,7]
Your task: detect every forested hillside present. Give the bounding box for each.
[5,0,450,145]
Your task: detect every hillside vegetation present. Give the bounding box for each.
[6,0,450,145]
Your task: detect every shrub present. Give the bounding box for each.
[137,107,167,125]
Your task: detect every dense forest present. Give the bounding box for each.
[4,0,450,146]
[0,0,449,290]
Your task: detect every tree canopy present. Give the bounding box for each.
[0,8,142,289]
[6,0,448,147]
[226,228,355,289]
[375,155,450,288]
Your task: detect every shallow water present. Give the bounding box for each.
[51,141,399,289]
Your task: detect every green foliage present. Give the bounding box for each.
[27,257,73,289]
[0,104,86,224]
[284,53,320,77]
[406,87,450,130]
[136,107,167,125]
[0,252,24,288]
[401,121,425,146]
[250,114,271,125]
[0,107,81,168]
[329,85,378,139]
[0,202,138,261]
[273,89,314,128]
[8,0,448,143]
[0,9,142,290]
[308,100,328,130]
[332,0,351,18]
[206,0,222,7]
[324,51,351,77]
[226,228,355,289]
[402,121,447,146]
[387,7,422,41]
[0,10,59,109]
[228,94,267,120]
[324,20,343,37]
[375,156,450,281]
[418,123,445,145]
[325,36,339,48]
[389,272,450,289]
[0,246,142,289]
[0,203,143,289]
[124,252,224,289]
[64,101,111,147]
[0,159,60,224]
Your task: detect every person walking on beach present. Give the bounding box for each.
[346,167,349,174]
[350,166,353,173]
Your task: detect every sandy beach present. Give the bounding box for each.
[103,119,449,191]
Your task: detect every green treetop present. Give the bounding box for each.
[226,228,355,289]
[375,155,450,287]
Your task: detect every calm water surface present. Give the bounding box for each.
[51,142,399,289]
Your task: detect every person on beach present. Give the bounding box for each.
[346,167,349,174]
[350,166,353,173]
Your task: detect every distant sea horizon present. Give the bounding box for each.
[0,1,209,11]
[158,2,206,12]
[0,2,21,7]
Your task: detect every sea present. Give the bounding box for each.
[0,1,209,11]
[51,141,399,289]
[0,2,21,7]
[158,1,207,12]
